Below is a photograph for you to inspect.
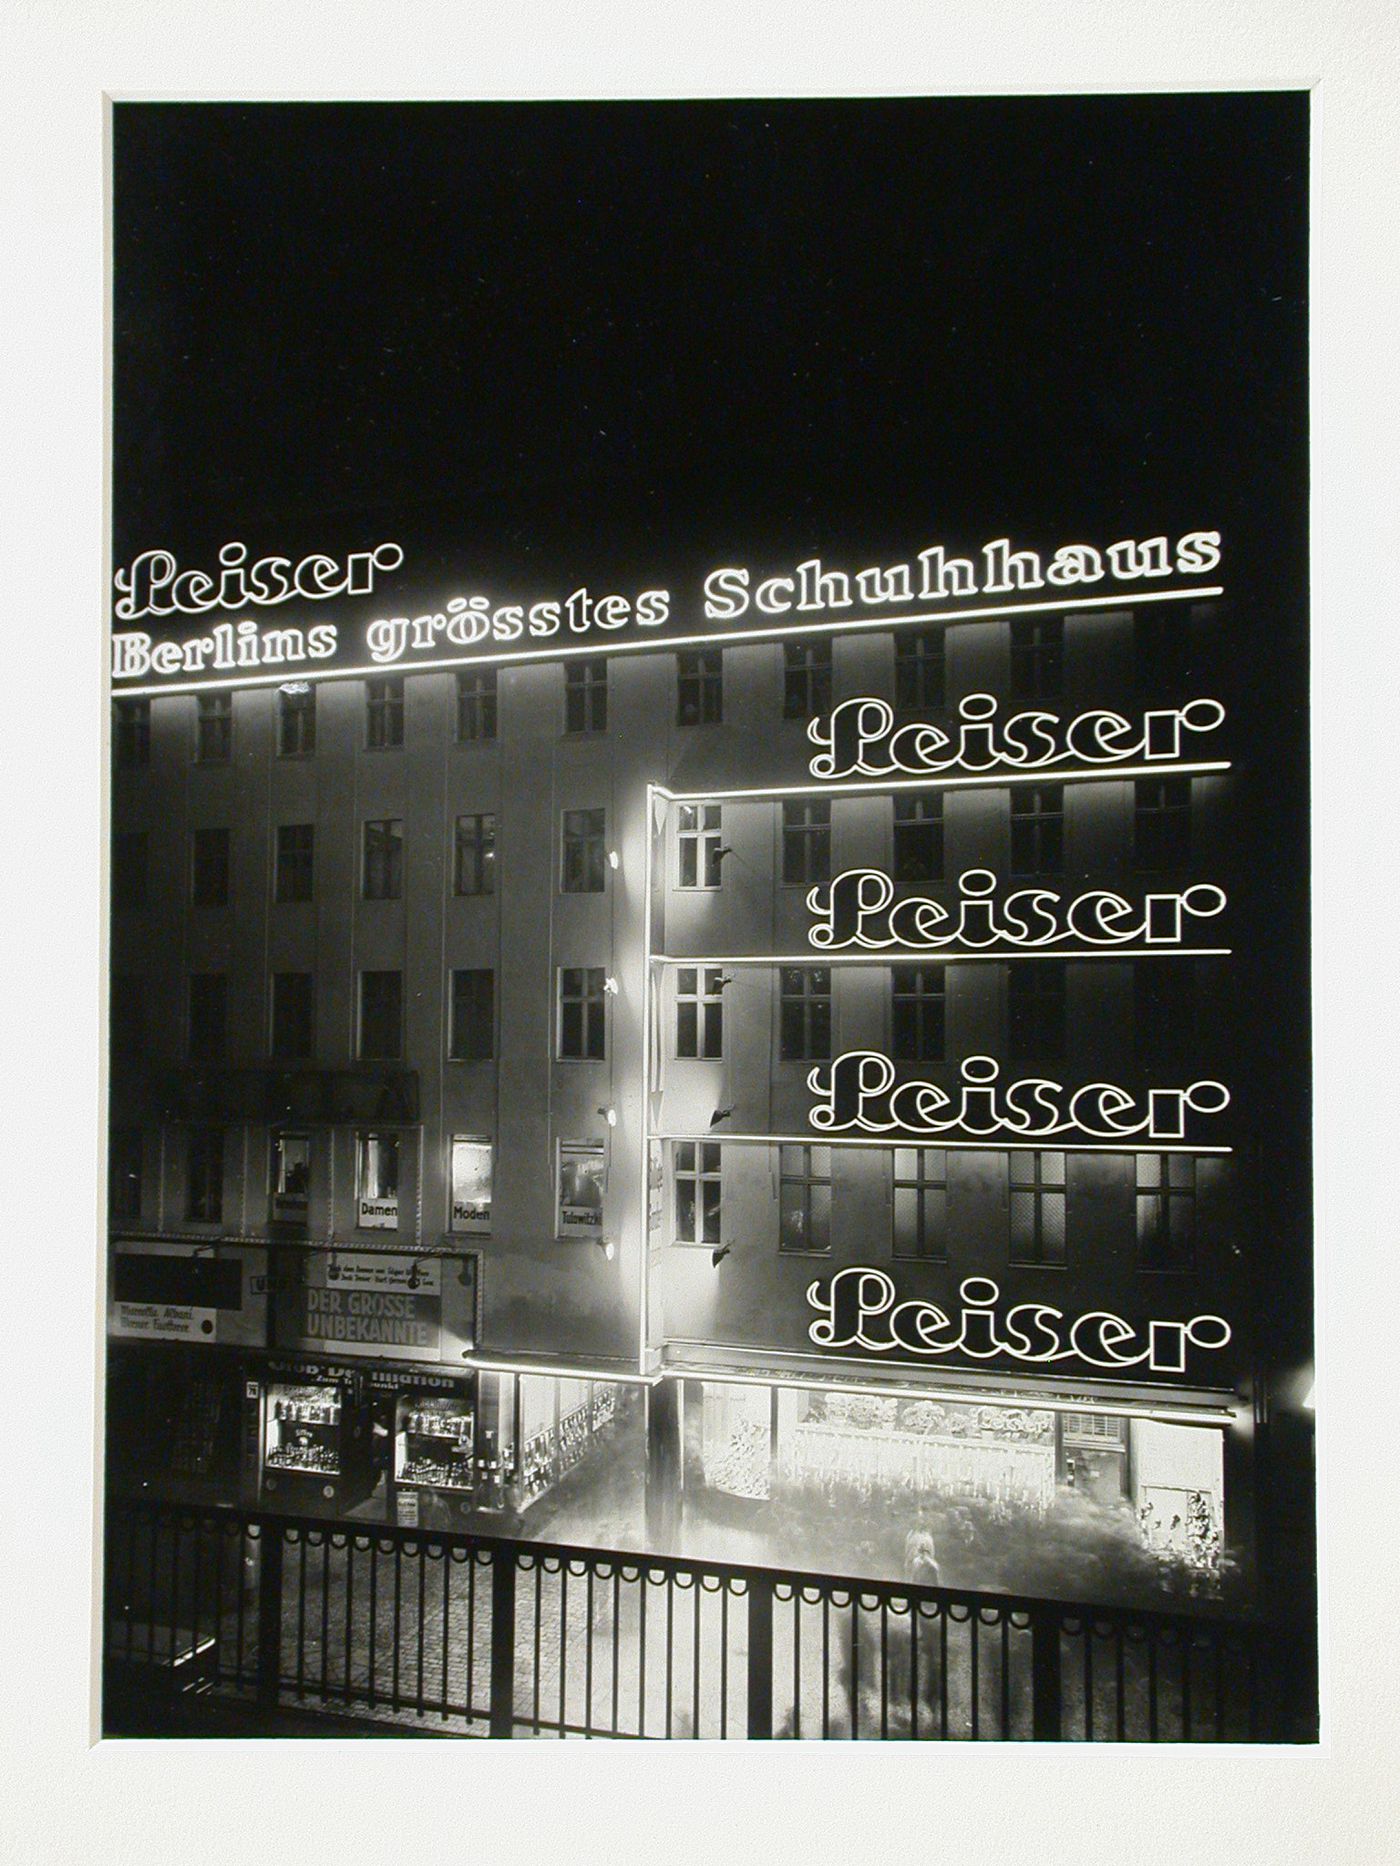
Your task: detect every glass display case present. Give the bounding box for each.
[261,1374,376,1507]
[395,1391,475,1492]
[265,1382,342,1475]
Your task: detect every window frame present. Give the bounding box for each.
[114,697,150,768]
[781,798,831,888]
[274,823,314,904]
[675,966,725,1059]
[1008,959,1067,1063]
[891,964,946,1062]
[1009,1150,1068,1267]
[365,676,405,749]
[779,966,832,1062]
[1010,616,1064,700]
[1135,1152,1197,1273]
[895,627,946,712]
[563,657,608,734]
[557,966,607,1061]
[449,967,496,1062]
[277,685,317,757]
[892,1147,949,1261]
[778,1143,833,1254]
[1134,776,1192,873]
[677,649,723,726]
[677,803,723,890]
[673,1140,722,1246]
[362,817,405,901]
[1009,784,1064,878]
[557,1138,607,1237]
[453,812,496,896]
[357,969,404,1061]
[185,1125,225,1224]
[561,807,607,895]
[449,1134,493,1234]
[455,667,498,742]
[356,1129,401,1230]
[195,691,233,765]
[782,640,832,720]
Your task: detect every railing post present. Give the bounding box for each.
[255,1521,284,1710]
[1030,1607,1062,1742]
[489,1543,518,1738]
[747,1575,774,1739]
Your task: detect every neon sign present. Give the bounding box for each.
[806,1269,1231,1375]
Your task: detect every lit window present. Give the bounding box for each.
[677,803,723,889]
[564,658,608,733]
[357,1131,400,1229]
[676,967,725,1059]
[450,1136,493,1233]
[449,968,494,1061]
[562,808,606,893]
[456,667,497,741]
[780,967,831,1061]
[782,799,830,887]
[362,818,404,900]
[675,1141,722,1244]
[779,1145,831,1252]
[557,968,607,1060]
[1010,1152,1067,1265]
[195,692,232,763]
[271,1132,310,1224]
[783,640,832,719]
[366,676,404,748]
[454,813,496,895]
[1136,1153,1196,1271]
[677,650,723,725]
[893,1148,947,1260]
[558,1140,606,1236]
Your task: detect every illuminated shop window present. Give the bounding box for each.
[1009,959,1066,1062]
[191,826,230,905]
[110,973,146,1057]
[1136,1153,1196,1271]
[893,793,944,883]
[677,650,723,725]
[558,1139,606,1236]
[674,1141,721,1244]
[357,1130,399,1230]
[358,970,403,1060]
[114,697,150,767]
[780,967,831,1061]
[782,799,830,887]
[779,1144,832,1253]
[783,640,831,719]
[362,817,404,900]
[195,691,232,763]
[110,1128,143,1223]
[274,823,314,903]
[1134,777,1192,873]
[892,965,945,1062]
[271,1131,310,1223]
[454,812,496,895]
[893,1147,947,1260]
[1010,616,1063,700]
[564,657,608,733]
[895,627,945,711]
[449,967,495,1061]
[449,1135,492,1233]
[557,967,607,1061]
[1134,960,1198,1069]
[187,972,227,1061]
[113,830,148,911]
[1010,1151,1067,1265]
[456,667,497,741]
[366,676,404,748]
[562,808,607,893]
[271,971,314,1060]
[676,967,724,1059]
[1010,784,1063,877]
[277,684,316,756]
[677,803,723,889]
[186,1125,224,1223]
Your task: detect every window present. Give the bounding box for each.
[456,667,497,741]
[1009,960,1066,1062]
[366,676,404,748]
[677,803,723,889]
[357,1131,399,1229]
[561,808,606,893]
[893,1148,947,1260]
[676,967,725,1058]
[358,970,403,1060]
[110,1128,143,1222]
[449,968,495,1060]
[558,1140,606,1236]
[1134,961,1197,1069]
[1136,611,1193,696]
[454,813,496,895]
[1010,1151,1067,1265]
[780,967,831,1061]
[895,628,945,711]
[188,973,227,1060]
[558,968,607,1060]
[114,698,150,767]
[186,1126,224,1223]
[675,1141,722,1244]
[1134,777,1191,873]
[892,965,945,1062]
[110,974,146,1058]
[779,1144,831,1252]
[191,827,230,905]
[362,818,404,900]
[270,1132,310,1223]
[782,799,830,887]
[1010,617,1063,699]
[564,658,608,733]
[271,972,315,1061]
[195,692,232,763]
[893,794,944,883]
[275,824,314,903]
[677,650,723,725]
[277,685,316,756]
[1010,785,1063,876]
[1136,1153,1196,1271]
[783,641,832,719]
[450,1136,493,1233]
[113,830,148,910]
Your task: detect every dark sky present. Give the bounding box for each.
[111,94,1308,596]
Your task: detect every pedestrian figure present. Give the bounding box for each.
[904,1518,940,1587]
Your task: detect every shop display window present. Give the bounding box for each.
[265,1381,342,1476]
[396,1392,475,1491]
[357,1131,399,1229]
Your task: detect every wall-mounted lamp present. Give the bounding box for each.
[597,1237,617,1262]
[709,1107,734,1129]
[714,975,735,992]
[711,1243,732,1268]
[714,846,735,868]
[607,850,621,870]
[278,681,311,695]
[604,976,620,995]
[597,1105,618,1129]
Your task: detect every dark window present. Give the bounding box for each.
[782,799,830,887]
[113,831,148,910]
[366,676,404,748]
[277,685,316,756]
[1010,1152,1067,1264]
[564,658,608,733]
[892,965,945,1061]
[780,967,831,1061]
[1010,617,1063,699]
[358,970,403,1060]
[188,973,227,1060]
[677,650,723,725]
[677,803,723,889]
[191,827,230,905]
[362,818,404,900]
[562,808,606,893]
[110,973,146,1058]
[1135,611,1194,697]
[449,968,495,1061]
[271,972,314,1061]
[893,794,944,883]
[275,824,314,903]
[779,1144,832,1252]
[895,628,945,711]
[195,692,232,763]
[783,641,832,719]
[454,813,496,895]
[1135,777,1192,872]
[676,967,725,1059]
[186,1126,224,1223]
[558,967,607,1060]
[456,667,497,741]
[1009,961,1066,1062]
[1136,1153,1196,1271]
[1010,785,1063,876]
[893,1148,948,1260]
[114,698,150,767]
[1135,961,1198,1069]
[109,1128,143,1222]
[675,1141,722,1245]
